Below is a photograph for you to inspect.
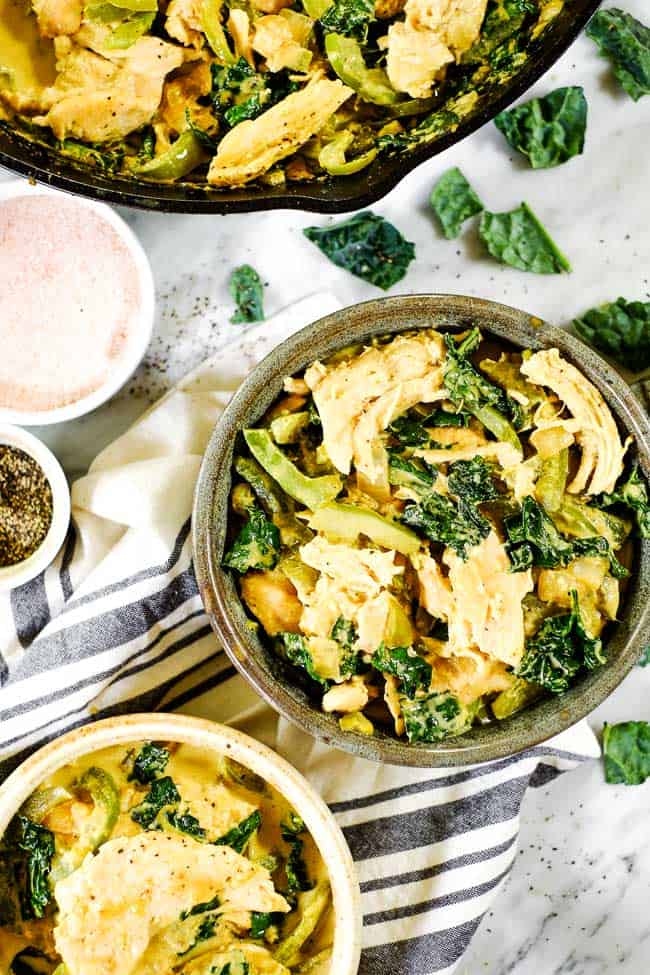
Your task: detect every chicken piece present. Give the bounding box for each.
[165,0,204,48]
[35,36,185,142]
[253,10,313,72]
[415,441,521,468]
[444,531,534,668]
[252,0,294,13]
[157,60,214,137]
[240,570,303,636]
[207,78,352,186]
[54,834,289,975]
[356,590,413,652]
[404,0,488,54]
[529,424,575,459]
[412,552,453,621]
[322,676,369,713]
[521,349,629,496]
[229,9,254,64]
[386,21,452,98]
[375,0,406,18]
[352,380,446,500]
[184,944,291,974]
[427,650,513,704]
[305,331,445,477]
[42,800,92,837]
[33,0,82,37]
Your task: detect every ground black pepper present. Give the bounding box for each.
[0,445,53,567]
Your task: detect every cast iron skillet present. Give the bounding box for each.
[193,294,650,768]
[0,0,600,213]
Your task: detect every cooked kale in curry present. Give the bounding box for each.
[0,0,564,186]
[0,741,333,975]
[224,328,648,743]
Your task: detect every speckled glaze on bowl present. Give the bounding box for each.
[193,295,650,768]
[0,713,361,975]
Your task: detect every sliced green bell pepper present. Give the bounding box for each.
[318,131,377,175]
[325,34,399,105]
[308,501,421,555]
[243,429,342,509]
[135,130,210,182]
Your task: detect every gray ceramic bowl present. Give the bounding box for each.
[193,295,650,767]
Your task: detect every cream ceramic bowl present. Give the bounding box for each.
[0,178,155,426]
[0,423,71,592]
[0,713,362,975]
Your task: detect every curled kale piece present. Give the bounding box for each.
[372,644,432,699]
[586,8,650,101]
[592,464,650,539]
[402,490,491,559]
[400,692,473,743]
[447,457,499,504]
[279,632,331,688]
[603,721,650,785]
[388,453,437,497]
[281,814,312,894]
[517,591,605,694]
[479,203,571,274]
[166,810,207,840]
[214,810,262,854]
[494,87,587,169]
[303,212,415,290]
[129,742,170,784]
[229,265,265,324]
[330,617,361,677]
[443,329,523,447]
[130,776,181,829]
[320,0,375,42]
[14,817,55,919]
[573,297,650,373]
[211,59,297,127]
[430,167,483,238]
[223,506,280,574]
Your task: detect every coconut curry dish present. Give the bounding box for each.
[224,328,648,744]
[0,741,333,975]
[0,0,560,186]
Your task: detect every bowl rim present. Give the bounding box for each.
[0,712,362,975]
[0,179,155,425]
[192,293,650,768]
[0,423,71,592]
[0,0,601,213]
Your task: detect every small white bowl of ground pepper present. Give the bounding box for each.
[0,425,70,592]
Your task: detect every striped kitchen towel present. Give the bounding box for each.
[0,292,600,974]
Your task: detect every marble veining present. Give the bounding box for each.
[1,0,649,969]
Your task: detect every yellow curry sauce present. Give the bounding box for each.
[0,741,333,975]
[0,0,56,91]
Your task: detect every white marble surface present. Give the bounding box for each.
[3,0,650,969]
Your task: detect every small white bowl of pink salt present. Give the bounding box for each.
[0,180,155,425]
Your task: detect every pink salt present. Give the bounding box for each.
[0,195,143,412]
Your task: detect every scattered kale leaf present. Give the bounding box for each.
[181,894,221,919]
[250,910,278,938]
[320,0,375,42]
[603,721,650,784]
[586,7,650,102]
[280,632,331,688]
[130,776,181,829]
[399,692,472,743]
[638,645,650,667]
[223,506,280,573]
[517,591,605,694]
[479,202,571,274]
[388,411,432,447]
[281,814,312,894]
[402,489,491,559]
[214,810,262,854]
[303,212,415,290]
[494,86,587,168]
[447,457,499,504]
[372,643,432,699]
[430,167,483,238]
[229,265,265,324]
[593,464,650,539]
[573,297,650,373]
[166,809,207,840]
[211,59,297,127]
[214,961,250,975]
[427,408,472,428]
[14,817,55,919]
[129,742,170,784]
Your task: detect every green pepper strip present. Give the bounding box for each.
[77,767,120,851]
[319,132,377,175]
[110,0,157,10]
[324,34,399,105]
[135,130,210,181]
[535,447,568,513]
[201,0,236,63]
[473,404,522,454]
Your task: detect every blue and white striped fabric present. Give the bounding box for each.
[0,293,600,974]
